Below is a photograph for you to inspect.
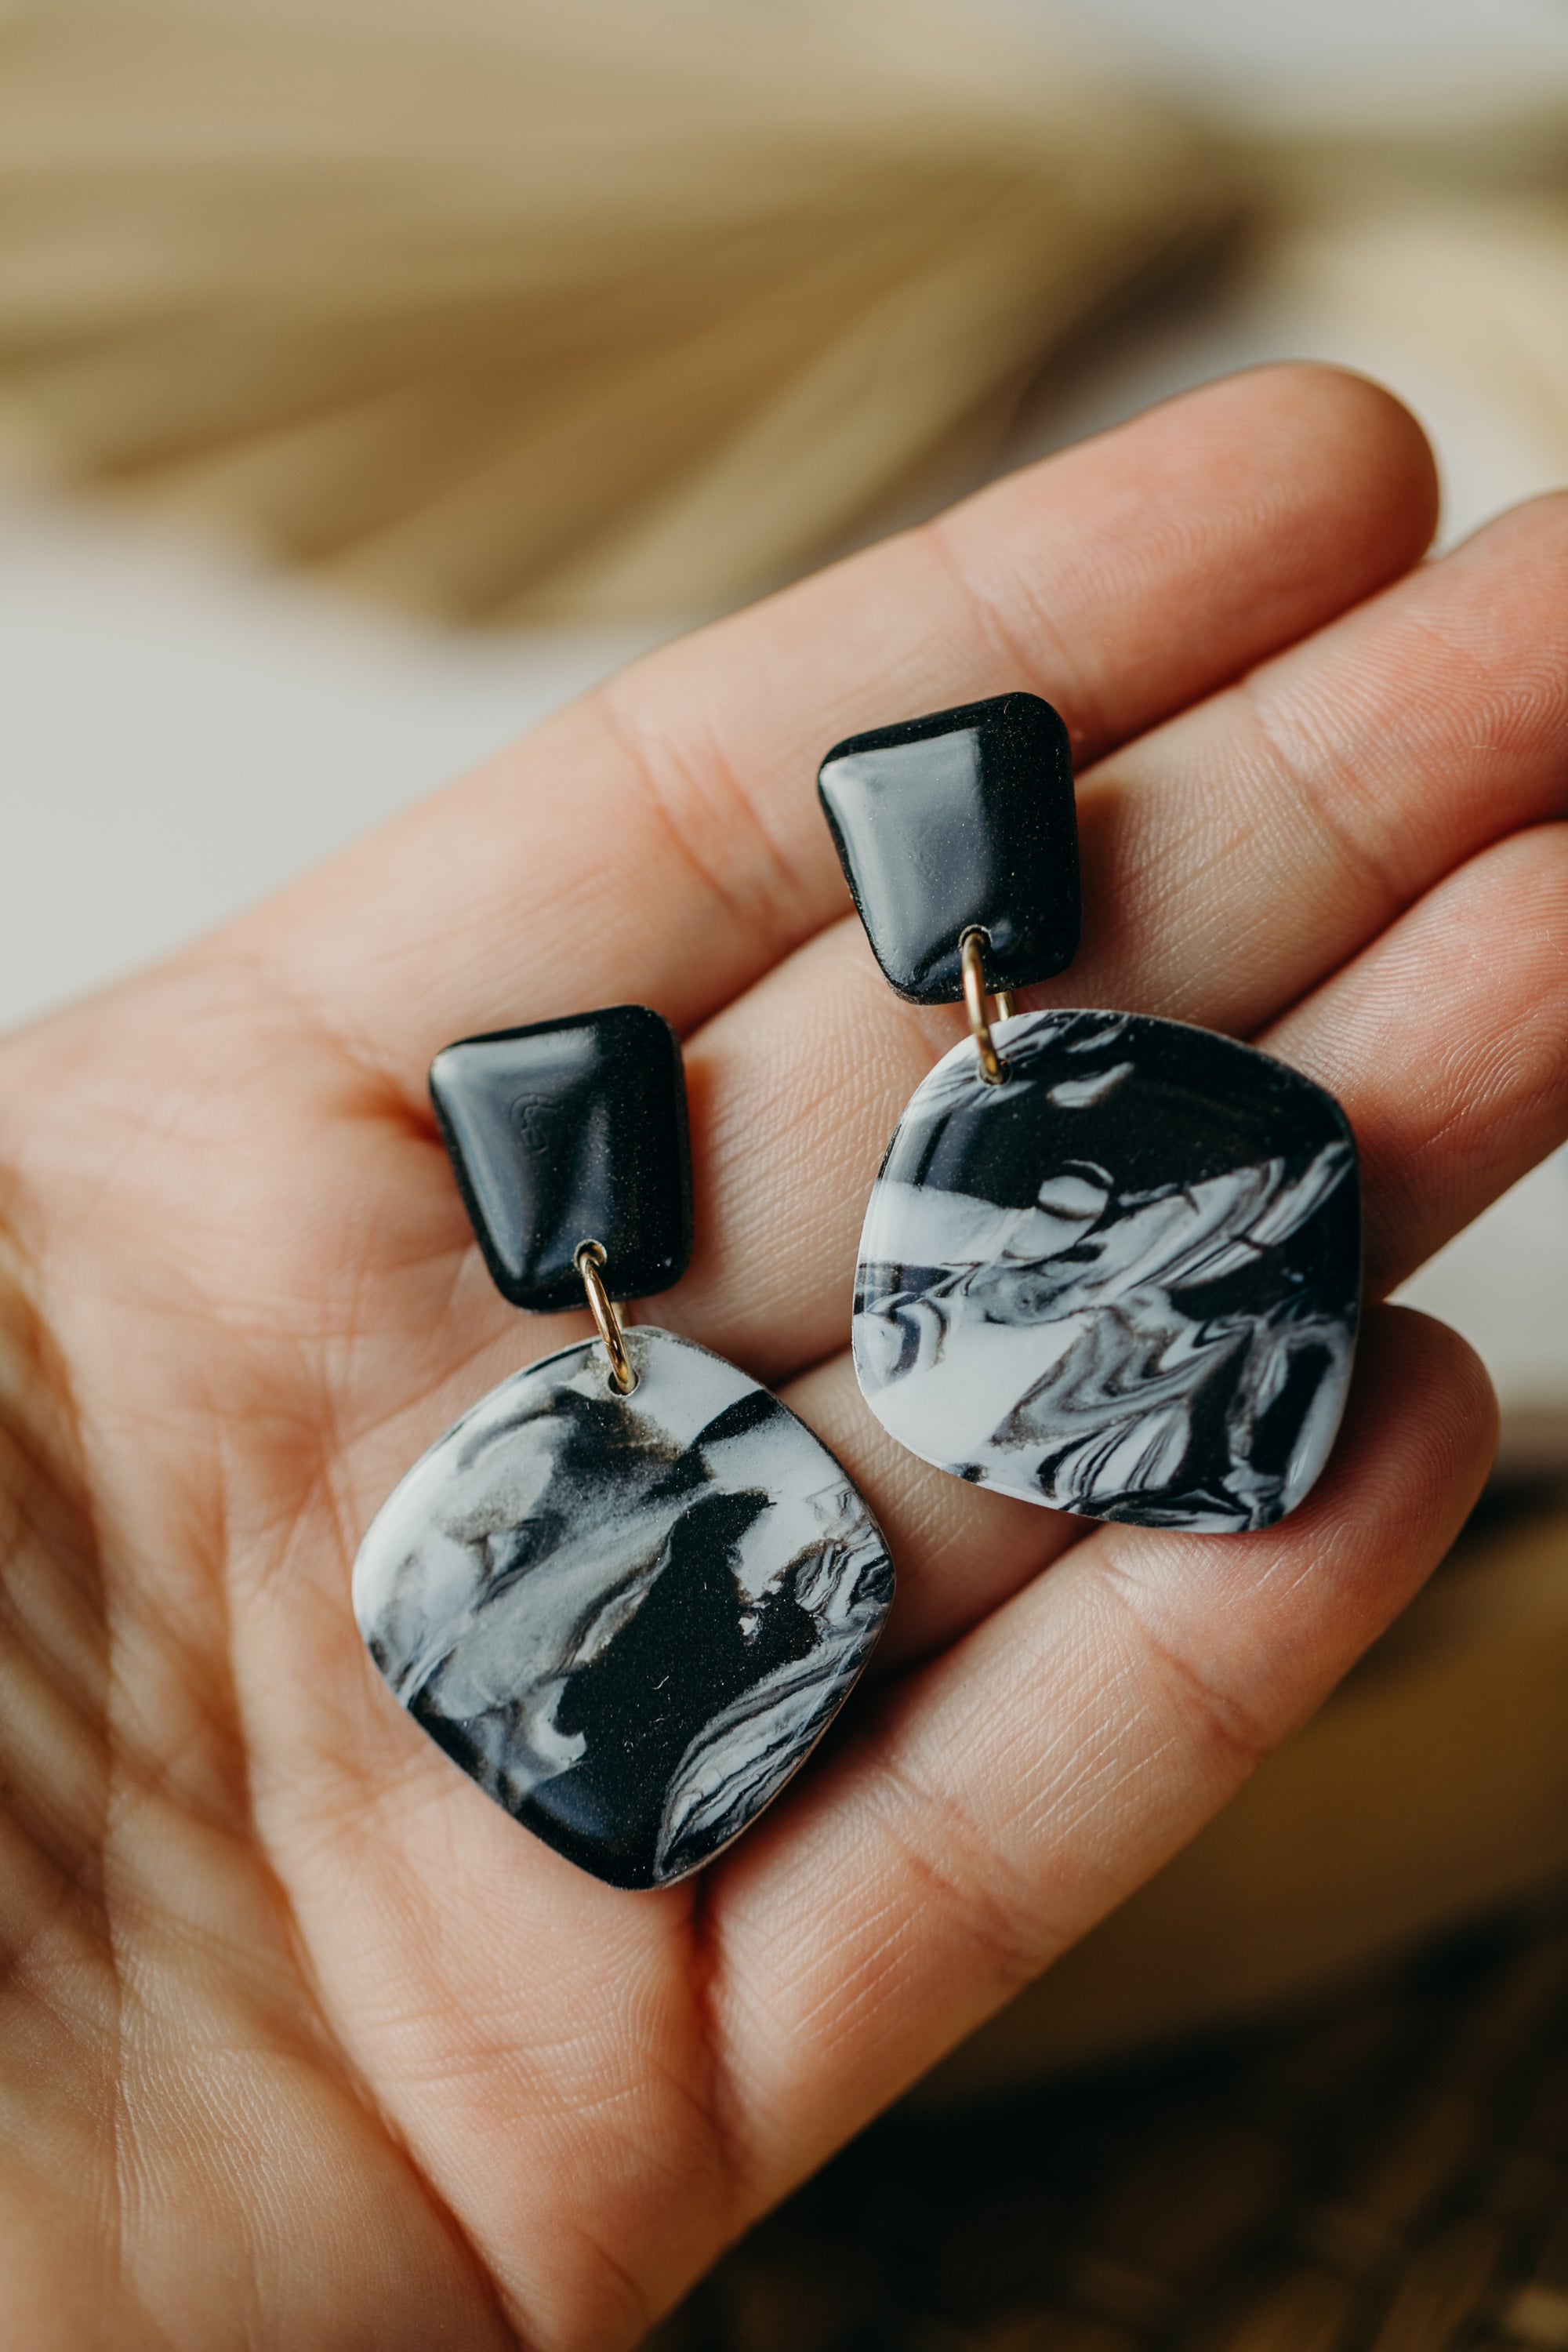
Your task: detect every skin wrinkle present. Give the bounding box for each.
[56,1489,125,2352]
[211,932,441,1130]
[103,1775,166,2352]
[1091,1541,1292,1777]
[16,1406,485,2339]
[0,1835,99,2016]
[711,1679,1116,2147]
[1111,514,1568,1016]
[746,1926,900,2089]
[931,372,1439,765]
[592,673,811,949]
[100,1712,227,2333]
[1393,525,1568,771]
[678,1865,757,2227]
[424,2037,673,2351]
[220,1236,509,1563]
[99,1462,246,1842]
[31,1200,509,2350]
[1244,508,1568,906]
[302,1166,458,1588]
[717,1848,992,2118]
[356,2100,531,2352]
[0,1218,114,1915]
[920,503,1098,745]
[0,1530,107,1820]
[899,1602,1155,1859]
[539,2226,646,2352]
[178,1804,519,2350]
[782,1877,1029,2115]
[1231,673,1413,927]
[0,1414,102,1671]
[857,1740,1073,2002]
[307,1123,465,1312]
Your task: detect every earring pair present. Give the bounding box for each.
[353,692,1362,1890]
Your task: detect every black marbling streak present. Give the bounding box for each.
[354,1329,892,1887]
[853,1010,1361,1532]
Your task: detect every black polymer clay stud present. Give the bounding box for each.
[821,692,1363,1534]
[429,1006,693,1312]
[818,689,1080,1004]
[353,1006,892,1889]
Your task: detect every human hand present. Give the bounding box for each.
[2,365,1561,2350]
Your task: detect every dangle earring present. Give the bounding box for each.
[819,693,1362,1534]
[352,1006,893,1889]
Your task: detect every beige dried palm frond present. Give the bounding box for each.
[0,0,1225,618]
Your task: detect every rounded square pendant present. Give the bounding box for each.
[854,1011,1361,1533]
[354,1328,893,1888]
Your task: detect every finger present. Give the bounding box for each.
[234,365,1436,1075]
[1066,489,1568,1041]
[775,822,1567,1671]
[784,1346,1080,1675]
[1265,822,1568,1299]
[253,1311,1486,2341]
[670,492,1568,1380]
[709,1306,1496,2209]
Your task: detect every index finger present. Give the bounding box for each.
[236,364,1436,1083]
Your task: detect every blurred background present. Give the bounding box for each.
[7,2,1568,2343]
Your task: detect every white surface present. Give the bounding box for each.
[0,492,658,1027]
[1406,1154,1568,1428]
[1044,0,1568,124]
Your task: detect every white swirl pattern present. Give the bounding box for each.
[854,1011,1360,1532]
[354,1328,892,1886]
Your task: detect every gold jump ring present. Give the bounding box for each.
[575,1240,637,1395]
[960,930,1015,1086]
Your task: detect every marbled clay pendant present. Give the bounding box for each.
[353,1006,893,1889]
[819,694,1363,1534]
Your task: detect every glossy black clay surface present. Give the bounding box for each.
[818,691,1079,1004]
[429,1005,692,1312]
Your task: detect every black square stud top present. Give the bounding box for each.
[428,1005,693,1313]
[817,690,1079,1004]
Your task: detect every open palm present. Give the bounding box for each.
[4,366,1564,2350]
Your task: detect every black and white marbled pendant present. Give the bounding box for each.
[854,1010,1361,1533]
[354,1327,893,1888]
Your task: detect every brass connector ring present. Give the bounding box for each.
[960,929,1016,1086]
[575,1240,637,1395]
